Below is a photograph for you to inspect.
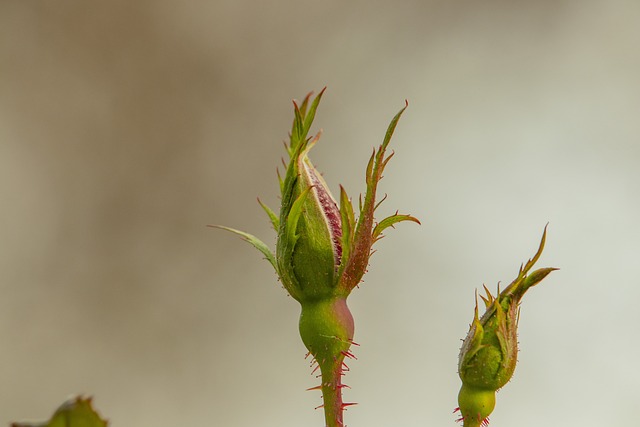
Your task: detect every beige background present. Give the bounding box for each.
[1,1,638,426]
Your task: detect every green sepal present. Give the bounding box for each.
[209,225,277,271]
[291,104,306,155]
[337,185,355,280]
[279,97,318,219]
[277,167,284,195]
[372,213,421,242]
[302,88,325,140]
[521,224,548,273]
[288,88,325,158]
[338,101,414,293]
[522,267,558,292]
[364,149,376,187]
[284,187,311,248]
[258,198,279,231]
[381,100,409,155]
[275,187,312,301]
[489,225,557,308]
[459,297,485,365]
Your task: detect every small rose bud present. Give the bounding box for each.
[213,89,419,427]
[456,226,557,427]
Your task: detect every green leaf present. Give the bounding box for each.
[209,225,276,270]
[372,213,421,241]
[12,396,108,427]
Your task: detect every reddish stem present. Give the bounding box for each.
[320,355,347,427]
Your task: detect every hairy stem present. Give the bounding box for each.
[298,297,355,427]
[320,356,347,427]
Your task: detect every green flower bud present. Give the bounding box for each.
[276,125,343,301]
[213,89,419,427]
[456,227,557,427]
[273,89,419,303]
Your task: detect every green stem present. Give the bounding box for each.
[320,356,347,427]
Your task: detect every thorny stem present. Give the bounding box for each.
[319,356,347,427]
[215,91,419,427]
[299,297,355,427]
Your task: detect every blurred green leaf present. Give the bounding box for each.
[12,396,108,427]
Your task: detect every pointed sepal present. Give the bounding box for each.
[338,101,416,293]
[372,212,421,242]
[258,198,279,231]
[209,225,277,271]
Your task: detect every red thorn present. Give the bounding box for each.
[310,364,321,375]
[306,385,322,391]
[453,408,464,424]
[314,404,324,410]
[341,350,357,360]
[349,340,360,346]
[342,402,358,408]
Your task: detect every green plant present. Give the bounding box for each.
[213,88,420,427]
[12,89,556,427]
[214,89,556,427]
[456,227,556,427]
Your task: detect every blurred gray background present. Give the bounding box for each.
[1,1,638,426]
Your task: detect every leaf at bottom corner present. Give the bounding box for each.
[12,396,108,427]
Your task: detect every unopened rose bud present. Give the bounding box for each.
[213,89,419,427]
[456,226,557,427]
